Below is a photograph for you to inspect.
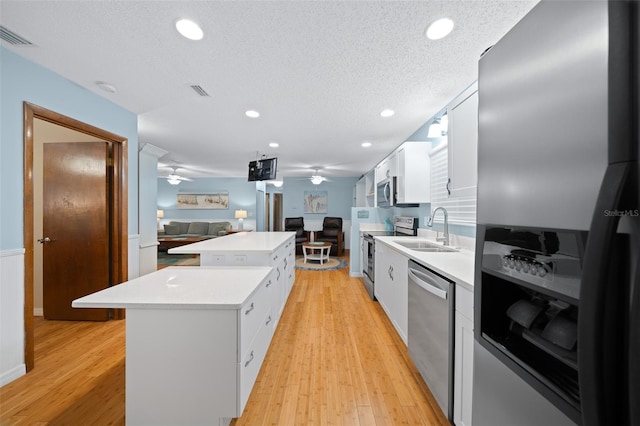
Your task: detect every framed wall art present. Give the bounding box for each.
[177,192,229,209]
[304,190,328,214]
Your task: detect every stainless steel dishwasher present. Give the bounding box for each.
[408,259,455,422]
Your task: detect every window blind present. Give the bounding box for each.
[430,142,477,225]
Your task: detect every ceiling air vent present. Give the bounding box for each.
[189,84,210,97]
[0,26,35,46]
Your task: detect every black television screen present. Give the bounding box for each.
[248,157,277,181]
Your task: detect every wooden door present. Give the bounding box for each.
[265,193,271,231]
[42,142,110,321]
[273,193,283,231]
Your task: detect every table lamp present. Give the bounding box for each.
[235,209,247,230]
[157,210,164,231]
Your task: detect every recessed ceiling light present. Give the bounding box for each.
[96,81,117,93]
[362,142,372,148]
[426,18,454,40]
[269,142,279,148]
[245,110,260,118]
[176,19,203,41]
[380,109,395,118]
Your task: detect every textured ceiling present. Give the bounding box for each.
[1,0,539,181]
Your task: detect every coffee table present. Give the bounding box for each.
[158,237,208,251]
[302,241,332,265]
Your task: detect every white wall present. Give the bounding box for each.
[0,250,26,386]
[138,144,167,276]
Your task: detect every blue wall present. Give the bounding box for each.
[0,47,139,250]
[157,177,260,221]
[158,176,360,229]
[282,176,358,222]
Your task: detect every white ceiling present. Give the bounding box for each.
[1,0,539,181]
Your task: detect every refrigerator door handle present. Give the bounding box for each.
[578,161,631,426]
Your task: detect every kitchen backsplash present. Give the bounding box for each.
[417,228,475,251]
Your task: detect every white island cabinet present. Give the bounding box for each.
[73,266,277,426]
[171,231,296,329]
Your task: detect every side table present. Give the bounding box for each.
[302,242,332,265]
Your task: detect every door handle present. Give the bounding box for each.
[38,237,52,244]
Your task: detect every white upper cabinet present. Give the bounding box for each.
[354,170,377,207]
[447,82,478,198]
[396,142,431,204]
[375,152,398,185]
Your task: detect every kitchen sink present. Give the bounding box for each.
[393,240,459,252]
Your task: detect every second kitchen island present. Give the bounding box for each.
[171,231,296,325]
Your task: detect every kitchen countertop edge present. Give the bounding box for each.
[71,266,273,310]
[374,236,475,291]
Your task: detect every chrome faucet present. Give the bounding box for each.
[430,207,450,246]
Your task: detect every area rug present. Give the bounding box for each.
[157,252,200,267]
[295,256,347,271]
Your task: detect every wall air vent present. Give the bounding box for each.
[189,84,210,97]
[0,26,35,46]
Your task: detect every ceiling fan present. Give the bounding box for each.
[307,168,329,185]
[161,166,193,185]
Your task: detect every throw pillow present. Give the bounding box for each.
[208,222,231,235]
[169,221,190,234]
[187,222,209,235]
[163,224,180,235]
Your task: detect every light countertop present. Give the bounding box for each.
[169,231,295,254]
[374,236,476,290]
[72,266,273,310]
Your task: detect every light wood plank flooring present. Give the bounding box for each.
[1,255,447,425]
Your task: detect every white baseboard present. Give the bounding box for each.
[0,364,26,387]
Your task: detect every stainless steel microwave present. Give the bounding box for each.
[376,177,396,207]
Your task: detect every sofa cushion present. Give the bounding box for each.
[208,221,231,236]
[187,222,209,235]
[169,221,191,234]
[163,224,180,235]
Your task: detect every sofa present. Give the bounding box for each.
[160,221,232,239]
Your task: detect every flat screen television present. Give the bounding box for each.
[248,157,277,181]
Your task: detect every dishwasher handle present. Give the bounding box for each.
[408,268,448,300]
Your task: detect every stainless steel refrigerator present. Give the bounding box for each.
[473,1,639,425]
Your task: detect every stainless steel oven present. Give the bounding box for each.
[362,233,377,298]
[361,216,419,300]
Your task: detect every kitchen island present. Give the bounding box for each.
[170,231,295,267]
[171,231,296,326]
[72,265,276,426]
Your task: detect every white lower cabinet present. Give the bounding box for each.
[454,285,474,426]
[284,237,295,295]
[239,306,274,413]
[126,275,274,426]
[374,243,409,344]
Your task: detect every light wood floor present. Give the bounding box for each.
[1,255,447,425]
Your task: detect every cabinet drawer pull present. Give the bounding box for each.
[266,279,272,287]
[244,350,254,367]
[266,315,272,325]
[245,302,255,315]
